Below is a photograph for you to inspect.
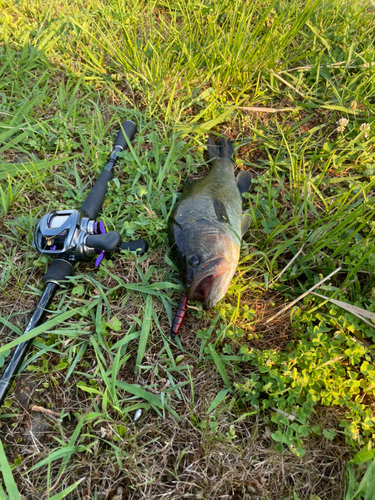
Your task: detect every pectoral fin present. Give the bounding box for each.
[241,214,251,236]
[213,199,230,224]
[236,171,252,200]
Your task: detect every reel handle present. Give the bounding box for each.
[120,239,148,254]
[86,232,121,252]
[85,233,148,255]
[80,120,137,220]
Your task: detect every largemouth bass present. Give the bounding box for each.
[168,137,252,310]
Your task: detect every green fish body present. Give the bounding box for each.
[168,137,251,309]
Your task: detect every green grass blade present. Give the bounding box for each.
[0,306,86,356]
[57,419,84,477]
[27,447,78,473]
[135,295,153,375]
[115,379,181,420]
[48,478,85,500]
[364,468,375,500]
[208,345,232,391]
[206,388,230,414]
[0,155,79,180]
[0,440,21,500]
[356,459,375,499]
[0,482,9,500]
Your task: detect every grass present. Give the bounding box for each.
[0,0,375,498]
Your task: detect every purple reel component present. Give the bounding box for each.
[95,252,105,266]
[94,221,106,235]
[94,220,106,266]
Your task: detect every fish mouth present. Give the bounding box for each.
[189,272,225,303]
[187,257,229,307]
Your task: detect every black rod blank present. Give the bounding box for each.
[0,282,59,406]
[81,120,136,220]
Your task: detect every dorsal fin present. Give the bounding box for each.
[207,136,234,161]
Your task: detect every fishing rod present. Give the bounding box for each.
[0,119,147,406]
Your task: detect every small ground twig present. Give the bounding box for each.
[268,244,305,287]
[41,473,67,499]
[265,267,342,324]
[31,406,61,418]
[269,69,306,98]
[284,61,375,72]
[239,106,297,113]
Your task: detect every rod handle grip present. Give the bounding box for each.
[80,169,113,220]
[43,259,74,284]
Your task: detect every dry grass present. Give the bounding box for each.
[0,358,351,500]
[0,274,353,499]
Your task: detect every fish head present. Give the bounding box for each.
[181,229,240,310]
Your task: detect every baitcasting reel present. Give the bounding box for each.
[32,119,147,266]
[33,209,122,265]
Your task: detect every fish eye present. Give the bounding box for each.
[188,255,200,267]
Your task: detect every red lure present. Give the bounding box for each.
[171,292,188,338]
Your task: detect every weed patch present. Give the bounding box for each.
[1,0,375,498]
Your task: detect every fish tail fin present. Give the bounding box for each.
[207,136,234,161]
